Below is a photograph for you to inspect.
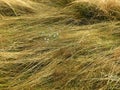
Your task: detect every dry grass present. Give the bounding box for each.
[0,0,120,90]
[63,0,120,21]
[0,0,35,16]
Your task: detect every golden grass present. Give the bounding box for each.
[63,0,120,21]
[0,0,35,16]
[0,0,120,90]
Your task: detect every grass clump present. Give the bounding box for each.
[65,0,120,22]
[69,2,107,20]
[0,0,35,16]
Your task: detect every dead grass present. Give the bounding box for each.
[0,0,35,16]
[0,0,120,90]
[62,0,120,22]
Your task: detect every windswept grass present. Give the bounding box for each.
[49,0,74,7]
[49,0,120,24]
[68,0,120,21]
[0,0,35,16]
[0,0,120,90]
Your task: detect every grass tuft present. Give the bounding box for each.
[0,0,35,16]
[69,0,120,20]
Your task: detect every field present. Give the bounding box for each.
[0,0,120,90]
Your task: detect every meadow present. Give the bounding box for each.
[0,0,120,90]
